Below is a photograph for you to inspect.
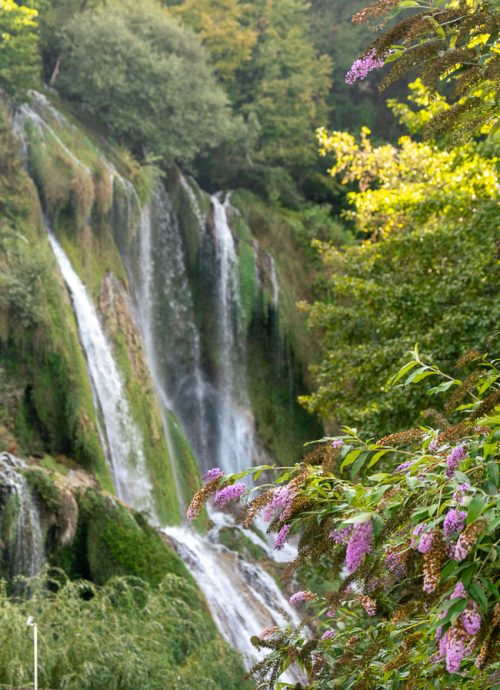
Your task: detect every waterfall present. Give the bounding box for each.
[269,254,280,309]
[46,228,156,519]
[211,195,257,476]
[135,183,209,473]
[164,518,301,676]
[14,95,299,677]
[0,454,45,578]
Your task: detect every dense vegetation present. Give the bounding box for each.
[203,350,499,688]
[0,0,498,688]
[0,571,251,690]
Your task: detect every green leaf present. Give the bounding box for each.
[341,449,363,471]
[487,461,499,486]
[388,360,420,387]
[469,583,488,613]
[367,473,390,482]
[343,512,374,524]
[467,496,486,524]
[367,449,390,468]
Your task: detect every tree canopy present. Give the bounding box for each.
[54,0,239,165]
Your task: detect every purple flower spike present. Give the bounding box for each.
[417,531,434,554]
[289,590,314,605]
[331,439,344,449]
[214,482,246,507]
[321,630,335,640]
[443,509,467,539]
[445,445,467,478]
[263,486,293,522]
[446,637,466,673]
[461,608,481,636]
[273,523,290,551]
[345,49,385,84]
[203,467,224,482]
[345,521,373,574]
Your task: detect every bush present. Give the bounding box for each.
[191,350,500,688]
[55,0,238,165]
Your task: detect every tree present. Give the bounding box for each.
[0,0,40,98]
[346,0,499,140]
[298,94,499,435]
[55,0,240,165]
[240,0,332,174]
[167,0,257,85]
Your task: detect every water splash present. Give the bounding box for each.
[0,454,45,578]
[164,519,301,675]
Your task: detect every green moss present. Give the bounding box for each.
[218,526,267,561]
[164,411,208,528]
[80,490,188,587]
[23,468,62,513]
[0,101,110,487]
[237,240,258,332]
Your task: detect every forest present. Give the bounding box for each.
[0,0,498,688]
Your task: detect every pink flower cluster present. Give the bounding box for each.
[345,521,373,573]
[453,482,471,504]
[289,590,314,605]
[273,523,290,551]
[345,49,385,84]
[331,439,344,449]
[329,525,353,544]
[214,482,246,507]
[434,582,482,673]
[203,467,225,482]
[321,630,335,640]
[263,486,294,522]
[395,460,414,473]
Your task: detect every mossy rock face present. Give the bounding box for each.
[218,525,267,561]
[0,100,110,486]
[78,489,190,587]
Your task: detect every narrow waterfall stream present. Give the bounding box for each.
[0,454,45,578]
[211,195,258,476]
[46,229,157,519]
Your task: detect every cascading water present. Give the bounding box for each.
[0,454,45,578]
[164,519,300,664]
[211,195,258,475]
[15,95,300,676]
[135,182,209,473]
[46,229,156,519]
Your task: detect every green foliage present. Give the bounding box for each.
[168,0,258,84]
[0,571,251,689]
[215,352,500,688]
[0,0,40,98]
[240,0,332,173]
[54,0,238,166]
[301,123,499,435]
[79,490,186,586]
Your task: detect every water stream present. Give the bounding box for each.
[46,228,156,519]
[0,454,45,578]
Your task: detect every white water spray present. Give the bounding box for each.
[46,229,156,518]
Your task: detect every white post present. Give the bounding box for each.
[27,617,38,690]
[33,623,38,690]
